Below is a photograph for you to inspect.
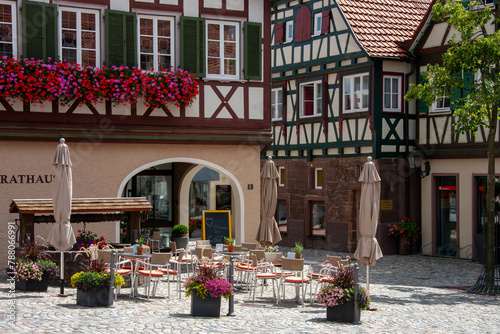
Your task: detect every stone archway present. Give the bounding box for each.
[117,158,245,243]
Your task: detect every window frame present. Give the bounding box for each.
[206,19,240,80]
[430,86,451,113]
[383,75,403,113]
[271,86,284,121]
[299,79,323,118]
[310,201,326,236]
[342,72,370,114]
[137,14,175,71]
[285,20,293,43]
[278,166,285,187]
[58,6,100,67]
[0,0,16,58]
[313,12,322,36]
[314,168,323,189]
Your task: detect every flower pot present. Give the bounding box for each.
[326,300,359,323]
[228,245,235,252]
[15,272,49,292]
[295,253,302,259]
[172,236,189,250]
[76,289,112,307]
[191,290,221,317]
[136,246,144,255]
[399,235,411,255]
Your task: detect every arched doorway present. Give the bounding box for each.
[117,158,245,248]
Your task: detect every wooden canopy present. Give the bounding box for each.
[9,197,152,246]
[9,197,152,214]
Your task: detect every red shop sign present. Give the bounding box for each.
[438,186,456,191]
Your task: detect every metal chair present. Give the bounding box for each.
[249,262,280,303]
[147,230,161,252]
[136,252,172,299]
[278,258,311,307]
[99,250,135,299]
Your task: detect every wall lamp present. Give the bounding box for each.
[408,149,431,178]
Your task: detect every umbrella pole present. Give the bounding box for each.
[59,251,66,296]
[366,265,370,293]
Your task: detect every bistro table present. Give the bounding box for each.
[120,252,152,298]
[220,251,248,316]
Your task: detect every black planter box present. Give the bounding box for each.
[76,289,112,307]
[15,273,49,292]
[190,290,221,317]
[326,300,359,323]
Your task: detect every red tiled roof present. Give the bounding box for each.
[337,0,433,58]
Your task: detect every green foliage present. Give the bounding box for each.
[171,224,189,238]
[135,237,144,246]
[406,0,499,291]
[71,271,124,292]
[405,0,500,135]
[224,237,234,245]
[291,242,303,254]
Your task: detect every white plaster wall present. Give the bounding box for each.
[420,158,500,258]
[0,141,261,267]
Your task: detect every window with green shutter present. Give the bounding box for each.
[105,10,137,68]
[244,22,261,81]
[22,1,58,61]
[180,16,205,77]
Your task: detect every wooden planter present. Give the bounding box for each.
[191,290,221,317]
[76,289,112,307]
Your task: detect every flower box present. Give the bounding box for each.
[76,289,112,307]
[15,272,49,292]
[326,300,359,323]
[190,290,221,317]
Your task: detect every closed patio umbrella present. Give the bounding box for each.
[256,156,282,247]
[46,138,75,295]
[354,156,383,293]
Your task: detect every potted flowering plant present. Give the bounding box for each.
[184,259,233,317]
[189,219,199,237]
[316,264,370,323]
[0,57,199,110]
[71,246,125,307]
[388,217,421,255]
[264,245,283,263]
[71,229,106,251]
[9,236,60,291]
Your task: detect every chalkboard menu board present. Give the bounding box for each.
[202,210,231,246]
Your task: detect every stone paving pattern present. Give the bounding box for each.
[1,247,499,333]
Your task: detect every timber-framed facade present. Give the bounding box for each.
[267,0,432,253]
[0,0,270,268]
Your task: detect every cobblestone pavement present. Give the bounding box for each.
[1,247,499,334]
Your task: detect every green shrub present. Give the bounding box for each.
[171,224,189,238]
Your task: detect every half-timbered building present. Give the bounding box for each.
[268,0,432,253]
[0,0,270,267]
[407,0,500,259]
